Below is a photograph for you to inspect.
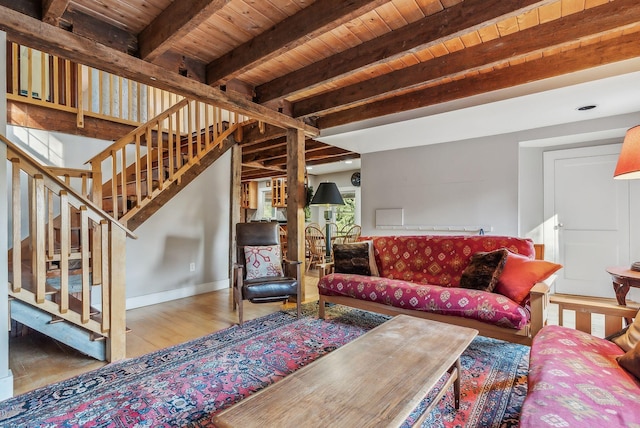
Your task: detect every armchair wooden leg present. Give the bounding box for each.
[238,299,243,326]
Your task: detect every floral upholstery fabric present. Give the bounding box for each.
[367,235,535,288]
[520,325,640,427]
[317,273,530,329]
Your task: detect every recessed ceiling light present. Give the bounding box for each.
[345,160,353,164]
[577,105,597,111]
[306,166,313,170]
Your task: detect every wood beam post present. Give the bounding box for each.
[106,227,127,362]
[230,143,242,288]
[286,129,306,301]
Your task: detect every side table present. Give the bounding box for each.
[606,266,640,325]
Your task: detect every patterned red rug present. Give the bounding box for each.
[0,304,528,427]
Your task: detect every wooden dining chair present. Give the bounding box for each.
[305,224,326,272]
[341,224,362,243]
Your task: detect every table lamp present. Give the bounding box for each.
[310,182,344,262]
[614,125,640,271]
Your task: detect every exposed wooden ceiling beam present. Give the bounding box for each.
[139,0,230,62]
[255,0,554,104]
[317,29,640,129]
[240,122,286,146]
[242,139,336,163]
[205,0,389,86]
[61,9,138,54]
[293,0,640,117]
[42,0,70,25]
[0,5,318,135]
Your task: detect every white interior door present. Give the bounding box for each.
[543,144,629,298]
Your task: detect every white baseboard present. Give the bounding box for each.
[0,370,13,400]
[125,280,229,310]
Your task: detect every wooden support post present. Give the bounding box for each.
[229,144,242,287]
[286,128,306,301]
[106,227,127,362]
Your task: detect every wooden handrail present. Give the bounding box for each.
[84,97,249,224]
[4,134,135,362]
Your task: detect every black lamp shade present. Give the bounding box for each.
[310,182,344,206]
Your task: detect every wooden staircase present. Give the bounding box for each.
[86,98,246,229]
[5,135,135,361]
[5,97,246,361]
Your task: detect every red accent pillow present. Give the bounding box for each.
[495,252,562,305]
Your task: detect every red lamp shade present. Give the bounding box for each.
[614,125,640,180]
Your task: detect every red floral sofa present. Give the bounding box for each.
[520,325,640,427]
[318,235,556,345]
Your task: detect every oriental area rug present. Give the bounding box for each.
[0,304,529,427]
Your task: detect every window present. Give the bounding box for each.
[261,191,274,219]
[335,191,355,232]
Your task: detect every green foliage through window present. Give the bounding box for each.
[335,192,355,232]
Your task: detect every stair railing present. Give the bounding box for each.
[86,97,248,225]
[4,134,136,362]
[7,42,188,129]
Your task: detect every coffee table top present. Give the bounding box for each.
[214,314,478,428]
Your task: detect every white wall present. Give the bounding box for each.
[0,30,13,400]
[125,151,230,308]
[362,136,518,236]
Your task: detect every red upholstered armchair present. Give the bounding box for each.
[234,222,301,325]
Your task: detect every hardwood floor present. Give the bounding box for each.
[9,274,320,396]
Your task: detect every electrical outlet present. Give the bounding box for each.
[189,262,196,272]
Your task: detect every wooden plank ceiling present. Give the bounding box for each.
[2,0,640,180]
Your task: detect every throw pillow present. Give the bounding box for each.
[617,340,640,380]
[459,249,509,292]
[494,252,562,305]
[613,309,640,352]
[333,240,379,276]
[243,245,283,280]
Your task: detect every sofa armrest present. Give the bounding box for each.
[318,262,334,277]
[528,275,554,339]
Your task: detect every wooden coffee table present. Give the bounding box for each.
[213,315,478,427]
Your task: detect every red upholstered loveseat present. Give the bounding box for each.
[318,235,554,345]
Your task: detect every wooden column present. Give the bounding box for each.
[106,227,126,362]
[286,128,306,301]
[229,144,242,287]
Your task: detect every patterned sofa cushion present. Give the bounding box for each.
[317,273,530,330]
[369,235,535,288]
[520,325,640,427]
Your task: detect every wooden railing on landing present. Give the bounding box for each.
[6,41,211,129]
[86,98,247,225]
[4,135,136,362]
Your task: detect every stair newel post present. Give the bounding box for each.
[80,205,90,323]
[59,190,69,314]
[11,158,22,292]
[99,220,110,332]
[106,226,127,362]
[32,174,46,304]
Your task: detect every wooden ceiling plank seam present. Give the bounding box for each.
[292,0,640,118]
[42,0,70,24]
[0,5,318,136]
[317,28,640,129]
[139,0,231,62]
[255,0,556,104]
[205,0,391,86]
